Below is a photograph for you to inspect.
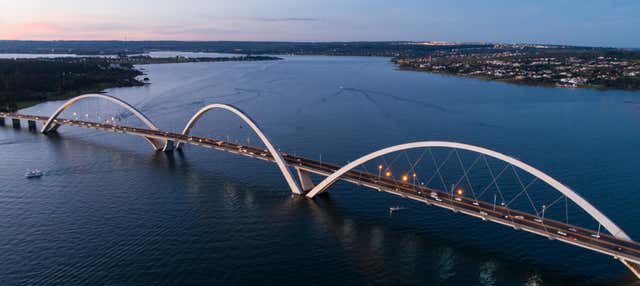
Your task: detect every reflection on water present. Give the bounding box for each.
[479,260,498,286]
[2,55,640,285]
[437,247,458,282]
[526,273,543,286]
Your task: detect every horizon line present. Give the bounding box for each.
[0,39,636,50]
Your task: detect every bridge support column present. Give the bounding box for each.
[11,118,20,129]
[296,168,315,193]
[28,120,37,132]
[162,140,174,152]
[0,116,5,126]
[621,260,640,280]
[42,123,60,134]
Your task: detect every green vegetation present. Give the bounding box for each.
[118,55,282,64]
[0,58,143,112]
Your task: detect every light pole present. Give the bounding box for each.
[378,164,383,181]
[450,184,456,210]
[412,173,417,190]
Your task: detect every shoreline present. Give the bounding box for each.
[16,81,146,111]
[5,56,282,111]
[395,65,640,92]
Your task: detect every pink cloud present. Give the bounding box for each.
[1,22,64,39]
[1,19,240,40]
[0,13,325,41]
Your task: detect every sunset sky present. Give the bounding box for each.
[1,0,639,47]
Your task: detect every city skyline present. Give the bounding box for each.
[1,0,639,48]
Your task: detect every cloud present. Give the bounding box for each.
[0,18,242,41]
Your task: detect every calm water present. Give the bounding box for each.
[2,55,640,285]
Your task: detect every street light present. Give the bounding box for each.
[493,193,497,211]
[402,174,408,182]
[412,173,417,190]
[385,171,392,177]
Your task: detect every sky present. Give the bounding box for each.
[1,0,639,47]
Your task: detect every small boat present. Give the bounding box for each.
[25,169,43,179]
[389,206,405,212]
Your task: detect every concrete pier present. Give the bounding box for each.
[162,140,175,152]
[11,118,20,129]
[296,168,316,192]
[28,120,37,131]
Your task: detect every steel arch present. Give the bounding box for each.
[40,94,164,150]
[305,141,631,241]
[176,104,302,194]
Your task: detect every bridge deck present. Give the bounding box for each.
[3,112,640,268]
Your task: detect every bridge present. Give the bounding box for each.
[2,93,640,279]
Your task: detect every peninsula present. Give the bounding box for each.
[393,45,640,90]
[0,55,282,112]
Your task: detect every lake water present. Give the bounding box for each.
[2,55,640,285]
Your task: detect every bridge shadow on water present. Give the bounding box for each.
[301,193,620,285]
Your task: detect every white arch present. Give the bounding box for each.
[305,141,631,241]
[176,104,302,195]
[41,93,163,150]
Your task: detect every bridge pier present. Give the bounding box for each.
[43,123,60,134]
[622,260,640,280]
[296,168,316,193]
[11,118,20,129]
[162,140,175,152]
[0,116,4,126]
[28,120,37,132]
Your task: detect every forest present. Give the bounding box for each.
[0,58,143,112]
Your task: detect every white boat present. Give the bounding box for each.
[389,206,405,212]
[25,169,43,179]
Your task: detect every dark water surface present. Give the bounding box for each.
[2,55,640,285]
